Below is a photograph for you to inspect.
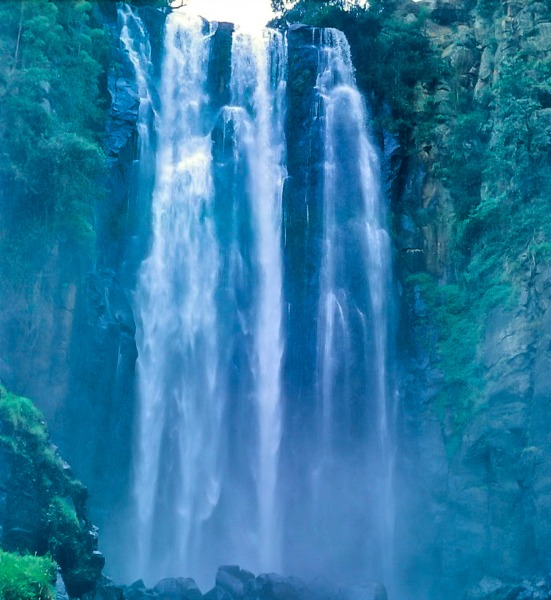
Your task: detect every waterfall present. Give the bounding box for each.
[312,28,395,582]
[229,29,287,572]
[121,5,395,591]
[125,8,288,586]
[119,4,156,154]
[133,11,222,582]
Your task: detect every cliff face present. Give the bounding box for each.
[394,0,551,596]
[0,0,146,566]
[0,1,550,598]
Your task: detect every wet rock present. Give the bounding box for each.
[125,579,159,600]
[204,585,234,600]
[56,573,70,600]
[202,568,387,600]
[93,583,125,600]
[463,575,551,600]
[254,573,310,600]
[86,270,136,337]
[207,22,235,112]
[126,583,158,600]
[216,566,255,597]
[154,577,202,600]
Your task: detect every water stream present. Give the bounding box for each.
[122,5,395,590]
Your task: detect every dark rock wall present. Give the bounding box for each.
[0,2,150,570]
[280,24,326,559]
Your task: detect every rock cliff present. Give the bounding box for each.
[0,1,550,598]
[393,0,551,596]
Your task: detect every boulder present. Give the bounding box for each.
[154,577,203,600]
[216,566,255,597]
[203,586,234,600]
[84,578,125,600]
[56,573,70,600]
[126,580,158,600]
[464,576,539,600]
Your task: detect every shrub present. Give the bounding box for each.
[0,550,56,600]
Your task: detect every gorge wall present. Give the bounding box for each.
[0,0,550,599]
[392,0,551,597]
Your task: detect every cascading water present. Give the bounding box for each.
[229,29,287,572]
[133,11,222,582]
[121,4,396,592]
[118,5,158,282]
[127,7,288,586]
[312,28,395,582]
[119,5,156,156]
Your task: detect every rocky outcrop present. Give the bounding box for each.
[0,385,104,597]
[83,567,387,600]
[280,25,327,552]
[65,269,137,564]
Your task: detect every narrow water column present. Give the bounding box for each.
[230,29,287,572]
[281,25,396,584]
[133,12,222,583]
[118,5,158,285]
[315,27,395,581]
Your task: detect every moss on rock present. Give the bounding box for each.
[0,550,56,600]
[0,384,104,598]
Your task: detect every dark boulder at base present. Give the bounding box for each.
[84,567,386,600]
[216,566,255,597]
[154,577,203,600]
[208,568,387,600]
[125,578,157,600]
[81,577,123,600]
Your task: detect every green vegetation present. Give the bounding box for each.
[0,0,109,292]
[407,0,551,449]
[273,0,443,147]
[0,386,63,480]
[0,550,56,600]
[444,50,551,276]
[406,270,513,454]
[0,385,103,597]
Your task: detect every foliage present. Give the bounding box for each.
[0,384,101,596]
[407,0,551,449]
[448,48,551,275]
[0,0,109,292]
[44,497,85,578]
[0,550,56,600]
[129,0,170,5]
[0,384,87,516]
[273,0,443,146]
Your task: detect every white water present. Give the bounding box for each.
[120,6,396,591]
[125,8,288,584]
[229,29,287,572]
[133,12,221,581]
[119,5,157,152]
[314,28,395,582]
